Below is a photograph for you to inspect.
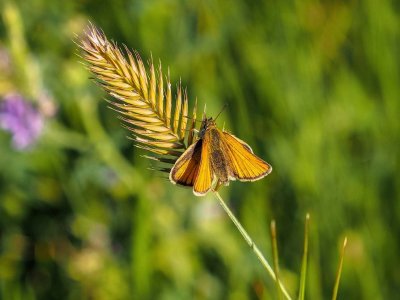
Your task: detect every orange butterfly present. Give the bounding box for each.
[169,115,272,196]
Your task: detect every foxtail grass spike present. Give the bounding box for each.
[78,24,197,171]
[187,98,198,146]
[149,57,157,109]
[157,63,164,119]
[180,89,189,139]
[173,84,182,135]
[165,71,172,128]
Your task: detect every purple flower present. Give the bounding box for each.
[0,93,44,150]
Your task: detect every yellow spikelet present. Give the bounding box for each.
[78,25,197,171]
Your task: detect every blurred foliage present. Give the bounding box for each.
[0,0,399,299]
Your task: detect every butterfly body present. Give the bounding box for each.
[170,116,272,196]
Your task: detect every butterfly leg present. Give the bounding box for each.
[212,180,223,192]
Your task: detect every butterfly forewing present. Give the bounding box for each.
[193,131,214,195]
[221,130,272,181]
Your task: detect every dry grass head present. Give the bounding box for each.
[78,24,197,172]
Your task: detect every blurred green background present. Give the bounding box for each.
[0,0,399,299]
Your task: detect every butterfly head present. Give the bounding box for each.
[198,104,226,138]
[199,114,216,138]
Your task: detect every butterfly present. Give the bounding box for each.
[169,115,272,196]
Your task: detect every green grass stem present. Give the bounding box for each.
[332,237,347,300]
[271,220,283,300]
[298,213,310,300]
[214,192,292,300]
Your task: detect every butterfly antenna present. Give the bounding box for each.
[182,115,202,123]
[203,103,207,119]
[215,103,228,121]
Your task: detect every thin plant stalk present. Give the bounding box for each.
[298,213,310,300]
[271,220,283,300]
[80,25,346,300]
[214,191,292,300]
[332,237,347,300]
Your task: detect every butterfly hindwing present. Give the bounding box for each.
[169,140,202,186]
[221,131,272,181]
